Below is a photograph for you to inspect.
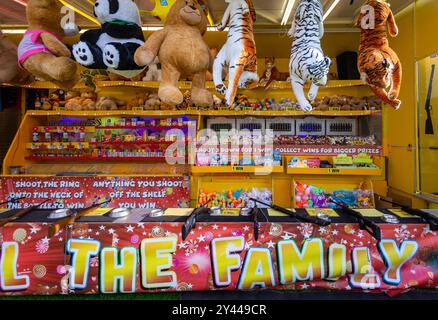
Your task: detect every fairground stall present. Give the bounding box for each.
[0,0,436,296]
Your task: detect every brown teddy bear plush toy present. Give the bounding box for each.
[96,97,127,110]
[0,30,33,84]
[18,0,78,89]
[134,0,213,107]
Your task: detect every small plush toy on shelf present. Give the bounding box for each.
[260,57,290,90]
[142,57,163,81]
[135,0,213,107]
[145,0,177,22]
[72,0,146,79]
[288,0,331,113]
[213,0,259,106]
[356,0,402,110]
[17,0,79,88]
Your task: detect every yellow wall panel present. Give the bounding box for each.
[415,0,438,60]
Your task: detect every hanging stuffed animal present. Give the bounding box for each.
[0,30,32,84]
[17,0,79,88]
[72,0,146,78]
[213,0,259,106]
[134,0,213,107]
[288,0,331,113]
[356,0,402,110]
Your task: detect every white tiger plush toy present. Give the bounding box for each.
[289,0,332,112]
[213,0,259,106]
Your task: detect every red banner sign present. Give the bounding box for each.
[0,221,436,296]
[0,176,190,209]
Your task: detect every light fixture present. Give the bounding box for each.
[323,0,341,21]
[2,29,27,34]
[141,26,163,31]
[13,0,27,6]
[281,0,296,26]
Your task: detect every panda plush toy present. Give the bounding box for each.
[72,0,145,78]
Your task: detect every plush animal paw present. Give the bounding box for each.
[103,44,121,69]
[389,98,401,110]
[308,91,317,100]
[217,22,226,31]
[239,71,259,89]
[73,42,97,67]
[299,102,313,113]
[159,84,184,106]
[242,1,250,15]
[134,47,155,67]
[388,91,399,101]
[192,87,214,107]
[215,84,227,95]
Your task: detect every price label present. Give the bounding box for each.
[221,209,240,216]
[232,166,244,172]
[87,208,112,216]
[328,168,341,174]
[306,208,339,217]
[164,208,193,216]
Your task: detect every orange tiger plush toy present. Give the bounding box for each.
[213,0,259,106]
[356,0,402,109]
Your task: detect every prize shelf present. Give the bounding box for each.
[286,167,383,176]
[95,125,189,130]
[33,126,96,133]
[88,141,186,146]
[32,125,190,132]
[26,141,185,149]
[24,156,185,162]
[191,165,284,174]
[1,81,123,90]
[4,79,365,90]
[28,109,381,117]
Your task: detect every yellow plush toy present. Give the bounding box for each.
[145,0,177,22]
